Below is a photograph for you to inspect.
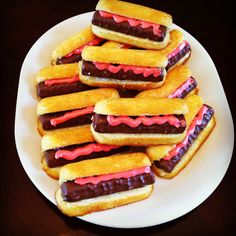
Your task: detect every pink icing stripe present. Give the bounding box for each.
[168,77,195,98]
[50,106,94,126]
[94,62,162,78]
[99,11,162,36]
[167,40,190,59]
[64,37,103,58]
[44,75,80,86]
[107,115,185,128]
[74,166,151,185]
[163,105,208,160]
[55,143,119,160]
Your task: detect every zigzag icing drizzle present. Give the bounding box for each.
[167,40,190,59]
[94,62,162,78]
[99,11,162,36]
[55,143,119,160]
[163,105,208,160]
[50,106,94,126]
[107,115,185,128]
[74,166,151,185]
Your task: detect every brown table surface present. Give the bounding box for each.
[2,0,235,235]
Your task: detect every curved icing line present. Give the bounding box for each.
[163,105,208,161]
[50,106,94,126]
[55,143,119,160]
[64,37,103,58]
[167,40,190,59]
[94,62,162,78]
[168,77,195,98]
[107,115,185,128]
[44,75,80,86]
[74,166,151,185]
[99,11,162,36]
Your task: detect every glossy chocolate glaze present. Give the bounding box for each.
[166,44,191,70]
[37,81,94,98]
[82,60,165,82]
[176,77,197,99]
[61,172,155,202]
[92,114,186,134]
[154,106,214,173]
[45,143,129,168]
[39,110,93,130]
[56,54,82,65]
[92,11,166,42]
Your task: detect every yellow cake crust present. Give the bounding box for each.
[51,26,95,64]
[37,63,78,83]
[136,65,192,99]
[37,88,119,115]
[82,46,167,67]
[94,97,188,116]
[96,0,172,27]
[59,152,151,183]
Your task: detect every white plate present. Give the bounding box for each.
[15,12,234,228]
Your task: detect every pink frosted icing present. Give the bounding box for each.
[44,75,80,86]
[50,106,94,126]
[55,143,119,160]
[64,37,103,58]
[163,105,208,160]
[168,77,195,98]
[74,166,151,185]
[107,115,185,128]
[167,40,190,59]
[94,62,162,78]
[99,11,162,36]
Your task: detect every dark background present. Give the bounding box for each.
[2,0,235,235]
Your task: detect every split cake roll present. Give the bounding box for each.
[79,46,168,90]
[92,0,172,49]
[136,65,198,99]
[36,63,94,98]
[159,30,191,71]
[51,26,104,65]
[55,152,155,216]
[146,95,215,178]
[41,125,129,179]
[37,88,119,135]
[91,97,188,146]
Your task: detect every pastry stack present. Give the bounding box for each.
[35,0,215,216]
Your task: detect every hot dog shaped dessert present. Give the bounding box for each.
[36,63,94,98]
[159,30,191,71]
[37,88,119,135]
[136,65,198,99]
[51,26,104,65]
[79,46,168,90]
[91,97,188,146]
[55,152,155,216]
[146,95,215,178]
[91,0,172,49]
[41,125,129,179]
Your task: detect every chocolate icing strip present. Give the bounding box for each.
[82,60,165,82]
[61,172,155,202]
[45,143,129,168]
[92,114,186,134]
[166,44,191,70]
[92,11,166,42]
[37,81,94,98]
[154,106,214,173]
[175,77,197,99]
[39,110,93,130]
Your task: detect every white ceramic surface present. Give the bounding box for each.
[15,12,234,228]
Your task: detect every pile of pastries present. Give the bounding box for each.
[35,0,215,217]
